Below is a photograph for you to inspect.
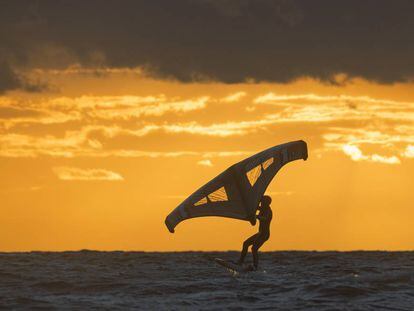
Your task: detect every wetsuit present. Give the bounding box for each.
[238,205,273,268]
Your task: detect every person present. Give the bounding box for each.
[237,195,273,270]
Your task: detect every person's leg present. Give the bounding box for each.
[238,234,258,264]
[251,237,267,269]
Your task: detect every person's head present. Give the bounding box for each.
[260,195,272,208]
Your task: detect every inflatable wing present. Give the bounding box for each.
[165,140,308,233]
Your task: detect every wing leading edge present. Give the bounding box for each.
[165,140,308,233]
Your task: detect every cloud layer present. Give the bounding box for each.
[53,167,124,181]
[2,1,414,92]
[1,90,414,164]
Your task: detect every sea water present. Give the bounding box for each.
[0,251,413,310]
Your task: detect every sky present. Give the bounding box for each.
[1,1,413,251]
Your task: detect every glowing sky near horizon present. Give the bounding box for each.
[1,69,414,251]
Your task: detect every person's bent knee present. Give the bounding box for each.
[243,241,251,249]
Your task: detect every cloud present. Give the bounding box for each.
[324,127,414,147]
[50,95,209,118]
[1,89,414,163]
[0,62,23,94]
[197,159,213,167]
[85,96,209,120]
[31,66,144,76]
[402,145,414,158]
[255,92,414,123]
[1,1,414,92]
[0,61,47,94]
[342,144,400,165]
[156,121,262,137]
[0,125,110,157]
[53,167,124,181]
[254,92,414,107]
[220,92,246,103]
[0,125,253,158]
[323,125,414,164]
[322,124,414,162]
[342,144,365,161]
[0,95,209,128]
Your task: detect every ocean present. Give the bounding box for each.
[0,251,413,310]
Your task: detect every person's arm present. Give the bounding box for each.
[256,209,269,221]
[256,214,265,221]
[251,203,262,225]
[256,209,264,220]
[251,217,257,226]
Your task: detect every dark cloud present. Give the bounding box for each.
[0,62,22,94]
[0,61,46,94]
[1,0,414,91]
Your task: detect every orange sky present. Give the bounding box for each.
[1,69,413,251]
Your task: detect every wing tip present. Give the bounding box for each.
[298,139,308,160]
[165,218,175,233]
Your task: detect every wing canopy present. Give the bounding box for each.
[165,140,308,233]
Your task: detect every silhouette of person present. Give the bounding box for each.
[238,195,273,269]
